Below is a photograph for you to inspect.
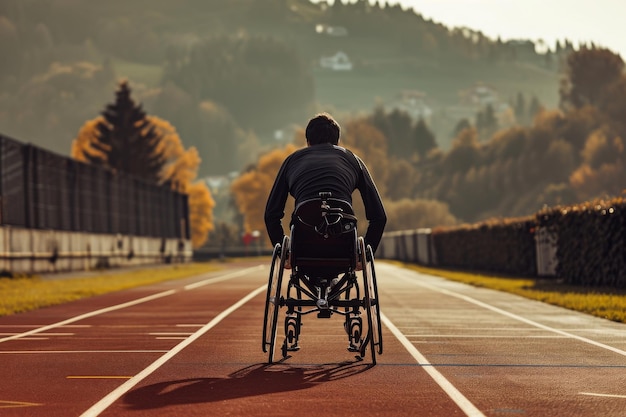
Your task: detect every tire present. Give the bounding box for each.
[359,237,377,365]
[262,236,289,363]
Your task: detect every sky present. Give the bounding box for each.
[317,0,626,57]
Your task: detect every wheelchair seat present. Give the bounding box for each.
[290,195,357,280]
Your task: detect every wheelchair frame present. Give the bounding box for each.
[262,201,383,365]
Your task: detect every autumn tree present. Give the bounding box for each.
[442,126,481,174]
[231,144,298,245]
[570,130,626,200]
[600,75,626,138]
[72,82,215,248]
[383,198,457,232]
[73,80,165,182]
[559,47,624,112]
[336,119,388,202]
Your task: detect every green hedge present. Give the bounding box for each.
[432,217,537,277]
[537,198,626,287]
[429,197,626,287]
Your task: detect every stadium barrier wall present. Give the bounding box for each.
[0,134,191,275]
[0,226,191,274]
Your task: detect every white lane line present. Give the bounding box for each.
[382,313,486,417]
[0,265,264,344]
[394,270,626,358]
[579,392,626,399]
[0,333,74,337]
[148,333,193,336]
[79,284,267,417]
[405,335,566,339]
[0,290,175,344]
[183,265,264,290]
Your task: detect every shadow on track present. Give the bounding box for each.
[123,360,373,410]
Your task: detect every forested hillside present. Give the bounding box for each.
[4,0,621,246]
[1,0,563,161]
[230,46,626,244]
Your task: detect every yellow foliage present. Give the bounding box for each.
[148,116,201,191]
[71,116,107,162]
[72,113,215,249]
[187,181,215,248]
[231,144,298,244]
[383,198,458,232]
[340,119,389,196]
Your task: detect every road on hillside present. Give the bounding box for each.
[1,259,626,417]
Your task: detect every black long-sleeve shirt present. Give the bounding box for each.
[264,143,386,252]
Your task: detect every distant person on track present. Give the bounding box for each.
[264,112,387,267]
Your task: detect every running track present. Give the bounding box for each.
[1,260,626,416]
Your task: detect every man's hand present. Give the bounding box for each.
[355,260,363,271]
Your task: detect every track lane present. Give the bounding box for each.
[378,264,626,417]
[2,261,626,416]
[0,264,268,417]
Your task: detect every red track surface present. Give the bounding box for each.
[1,260,626,416]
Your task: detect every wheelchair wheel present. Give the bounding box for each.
[284,281,302,348]
[358,237,380,365]
[366,244,383,355]
[262,236,289,363]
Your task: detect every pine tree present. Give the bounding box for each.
[412,118,437,157]
[84,80,166,183]
[72,95,215,248]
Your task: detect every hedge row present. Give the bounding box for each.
[431,217,537,277]
[429,196,626,287]
[536,197,626,287]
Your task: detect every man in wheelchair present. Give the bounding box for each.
[263,113,386,363]
[264,112,386,258]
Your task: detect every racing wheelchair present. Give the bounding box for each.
[262,192,383,364]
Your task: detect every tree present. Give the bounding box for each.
[368,107,414,159]
[444,126,481,174]
[559,47,624,112]
[231,144,298,245]
[514,92,526,124]
[476,103,498,140]
[74,80,166,183]
[453,118,471,137]
[340,118,389,197]
[412,118,437,157]
[162,34,314,134]
[383,198,457,232]
[72,83,215,248]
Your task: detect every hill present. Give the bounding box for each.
[0,0,562,156]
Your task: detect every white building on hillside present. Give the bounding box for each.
[385,90,433,121]
[320,51,353,71]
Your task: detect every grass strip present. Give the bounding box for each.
[0,262,222,317]
[395,262,626,324]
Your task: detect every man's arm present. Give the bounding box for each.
[355,156,387,253]
[264,159,290,247]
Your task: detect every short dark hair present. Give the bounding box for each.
[305,113,340,145]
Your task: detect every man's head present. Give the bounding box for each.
[305,113,340,146]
